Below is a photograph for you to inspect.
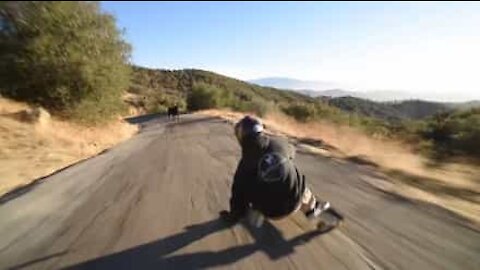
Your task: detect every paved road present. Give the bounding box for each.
[0,115,479,270]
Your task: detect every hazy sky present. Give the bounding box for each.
[101,1,480,101]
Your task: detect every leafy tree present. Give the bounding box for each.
[187,83,223,111]
[421,109,480,157]
[0,1,131,123]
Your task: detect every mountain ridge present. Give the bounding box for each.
[132,67,478,122]
[250,77,479,103]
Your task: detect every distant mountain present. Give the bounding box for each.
[250,77,341,91]
[446,100,480,110]
[299,88,424,102]
[305,88,431,102]
[297,89,355,98]
[130,69,478,124]
[327,96,404,121]
[326,96,452,122]
[389,100,452,119]
[358,90,422,102]
[128,66,315,113]
[309,89,361,98]
[250,77,424,102]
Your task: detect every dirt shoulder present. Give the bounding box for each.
[0,98,138,196]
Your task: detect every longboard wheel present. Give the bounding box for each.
[317,220,327,230]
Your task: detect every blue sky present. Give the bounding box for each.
[101,1,480,101]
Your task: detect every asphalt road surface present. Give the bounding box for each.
[0,114,479,270]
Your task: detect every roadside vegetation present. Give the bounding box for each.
[0,2,136,195]
[0,97,137,195]
[0,1,131,123]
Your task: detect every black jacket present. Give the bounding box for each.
[230,134,305,218]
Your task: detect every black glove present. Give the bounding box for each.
[219,210,240,224]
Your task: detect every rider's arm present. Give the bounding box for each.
[269,136,296,160]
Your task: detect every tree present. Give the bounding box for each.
[0,1,131,123]
[187,83,223,111]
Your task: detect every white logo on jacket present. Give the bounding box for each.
[258,152,288,183]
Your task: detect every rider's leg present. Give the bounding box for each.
[300,187,330,219]
[247,208,265,228]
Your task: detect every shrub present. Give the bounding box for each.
[282,103,316,122]
[421,109,480,157]
[232,98,272,117]
[187,83,223,111]
[0,1,131,123]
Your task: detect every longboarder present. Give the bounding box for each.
[221,115,343,229]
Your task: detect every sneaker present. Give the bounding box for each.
[247,209,265,228]
[306,201,331,219]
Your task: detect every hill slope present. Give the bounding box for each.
[129,66,474,123]
[250,77,340,91]
[128,66,316,113]
[127,66,480,159]
[326,96,451,122]
[389,100,451,119]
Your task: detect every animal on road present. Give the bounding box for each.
[167,105,180,121]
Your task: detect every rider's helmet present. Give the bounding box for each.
[234,115,264,143]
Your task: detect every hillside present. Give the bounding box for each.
[327,96,405,122]
[129,67,471,124]
[326,96,451,122]
[250,77,424,101]
[128,66,316,114]
[250,77,340,91]
[128,66,480,159]
[389,100,451,119]
[447,100,480,110]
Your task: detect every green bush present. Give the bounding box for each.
[421,109,480,157]
[232,98,272,117]
[187,83,224,111]
[282,103,317,122]
[0,1,131,123]
[248,99,272,117]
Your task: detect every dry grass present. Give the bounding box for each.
[0,98,138,196]
[200,109,480,224]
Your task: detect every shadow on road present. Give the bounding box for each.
[124,113,165,125]
[166,116,223,128]
[124,113,221,131]
[64,215,330,270]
